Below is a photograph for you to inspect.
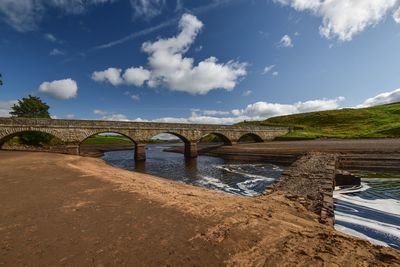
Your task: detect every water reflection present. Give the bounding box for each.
[134,160,146,173]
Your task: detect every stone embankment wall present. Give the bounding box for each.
[270,153,337,226]
[339,153,400,172]
[1,143,71,154]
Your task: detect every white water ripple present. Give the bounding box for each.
[334,224,389,247]
[334,179,400,249]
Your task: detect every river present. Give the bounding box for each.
[102,144,400,249]
[102,144,283,196]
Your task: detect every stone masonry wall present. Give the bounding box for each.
[270,152,337,226]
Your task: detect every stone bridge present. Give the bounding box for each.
[0,117,289,160]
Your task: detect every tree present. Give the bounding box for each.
[10,95,52,145]
[10,95,50,118]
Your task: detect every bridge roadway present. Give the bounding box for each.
[0,117,289,161]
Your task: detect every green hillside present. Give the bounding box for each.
[238,103,400,139]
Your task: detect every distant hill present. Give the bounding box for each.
[237,103,400,139]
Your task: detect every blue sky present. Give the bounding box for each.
[1,0,400,124]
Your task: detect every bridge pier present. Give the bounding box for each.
[184,142,198,158]
[135,143,146,161]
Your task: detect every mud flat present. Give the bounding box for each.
[1,151,399,266]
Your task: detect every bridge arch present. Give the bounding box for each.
[78,131,136,157]
[199,132,232,145]
[144,130,194,144]
[146,131,197,159]
[0,128,65,146]
[79,131,137,145]
[238,133,264,143]
[154,132,190,144]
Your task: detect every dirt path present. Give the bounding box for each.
[1,151,399,266]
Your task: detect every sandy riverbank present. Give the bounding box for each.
[1,151,399,266]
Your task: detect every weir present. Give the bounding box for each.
[0,117,289,161]
[270,152,359,226]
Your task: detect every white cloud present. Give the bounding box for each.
[201,110,231,116]
[358,88,400,107]
[92,68,123,86]
[130,0,166,20]
[71,87,400,125]
[93,109,129,121]
[0,0,115,32]
[102,114,129,121]
[123,67,151,86]
[92,13,247,95]
[99,113,129,121]
[44,33,58,42]
[263,65,275,74]
[92,67,150,87]
[232,97,345,118]
[274,0,400,41]
[142,13,247,94]
[0,100,17,117]
[102,96,346,125]
[195,45,203,52]
[150,112,250,125]
[242,90,252,96]
[93,109,108,115]
[272,71,279,76]
[49,48,66,56]
[0,0,43,32]
[130,94,140,101]
[93,88,400,124]
[65,114,75,119]
[296,96,345,112]
[394,7,400,23]
[38,78,78,99]
[123,91,141,101]
[279,34,293,47]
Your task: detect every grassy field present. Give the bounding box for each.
[82,135,133,145]
[238,103,400,139]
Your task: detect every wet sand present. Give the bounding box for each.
[1,151,399,266]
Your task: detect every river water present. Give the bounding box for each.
[334,179,400,249]
[102,144,400,249]
[102,144,283,196]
